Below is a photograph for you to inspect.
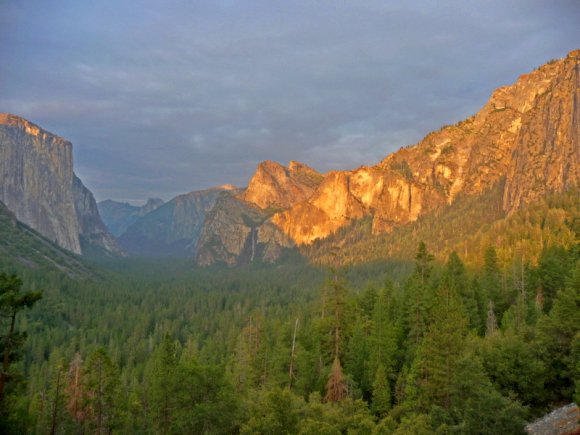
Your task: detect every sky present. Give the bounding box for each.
[1,1,579,203]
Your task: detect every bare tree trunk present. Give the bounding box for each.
[289,318,299,389]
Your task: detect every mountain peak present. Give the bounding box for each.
[0,113,65,142]
[270,52,580,245]
[241,160,323,209]
[0,115,121,255]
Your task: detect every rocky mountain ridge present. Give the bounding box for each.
[118,185,239,257]
[5,51,577,266]
[0,114,121,256]
[270,50,580,246]
[98,198,165,237]
[97,50,578,265]
[240,160,324,210]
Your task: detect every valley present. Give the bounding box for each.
[0,47,578,434]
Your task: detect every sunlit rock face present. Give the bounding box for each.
[270,50,580,245]
[502,50,580,213]
[241,160,324,210]
[195,193,293,266]
[0,114,121,255]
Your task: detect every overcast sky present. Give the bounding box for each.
[1,1,578,203]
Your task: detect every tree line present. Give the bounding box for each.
[0,240,578,433]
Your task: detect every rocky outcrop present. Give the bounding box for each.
[271,50,580,245]
[0,114,121,255]
[98,198,164,237]
[118,185,237,257]
[0,114,81,253]
[196,193,293,266]
[73,175,125,256]
[525,403,579,435]
[503,50,580,213]
[241,160,323,210]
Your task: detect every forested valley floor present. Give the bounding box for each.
[1,234,579,434]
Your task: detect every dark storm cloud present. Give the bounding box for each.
[1,0,578,202]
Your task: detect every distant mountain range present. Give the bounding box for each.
[1,50,578,268]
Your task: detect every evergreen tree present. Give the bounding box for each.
[537,245,570,311]
[537,261,580,401]
[371,364,391,417]
[344,317,370,396]
[411,283,468,411]
[146,334,180,433]
[367,285,399,400]
[83,348,120,434]
[482,246,507,317]
[0,272,42,403]
[414,242,434,288]
[405,243,435,347]
[445,252,479,330]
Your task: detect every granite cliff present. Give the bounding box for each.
[193,160,321,265]
[73,175,124,256]
[196,193,294,266]
[271,50,580,246]
[240,160,324,210]
[118,185,237,257]
[0,114,121,255]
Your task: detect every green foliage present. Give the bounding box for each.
[0,271,42,430]
[372,364,391,417]
[478,332,547,408]
[82,348,121,433]
[1,231,578,433]
[537,259,580,402]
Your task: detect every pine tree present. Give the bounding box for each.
[371,364,391,417]
[446,252,479,330]
[344,317,369,396]
[0,272,42,403]
[537,261,580,401]
[405,243,435,347]
[482,246,506,317]
[414,242,434,288]
[411,283,468,411]
[368,286,399,397]
[147,334,180,433]
[83,348,120,434]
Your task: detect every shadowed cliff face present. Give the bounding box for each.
[271,50,580,245]
[118,185,237,257]
[196,193,294,266]
[73,175,125,256]
[98,198,164,237]
[0,114,122,255]
[0,114,81,253]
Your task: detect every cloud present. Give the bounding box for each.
[1,0,578,201]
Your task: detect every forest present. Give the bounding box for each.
[0,231,578,434]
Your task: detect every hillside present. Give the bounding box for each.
[0,201,93,277]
